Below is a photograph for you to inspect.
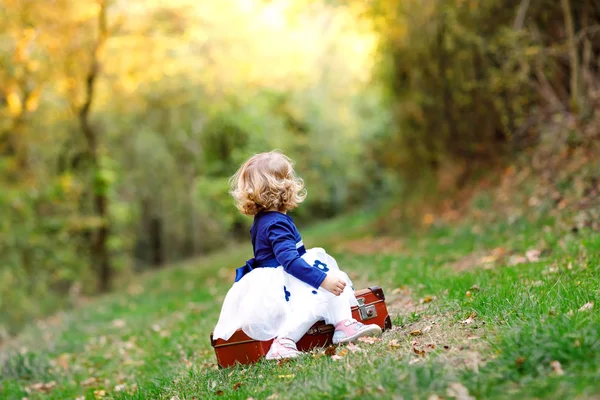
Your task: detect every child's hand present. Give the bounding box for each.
[320,274,346,296]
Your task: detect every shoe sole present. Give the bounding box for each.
[332,325,383,344]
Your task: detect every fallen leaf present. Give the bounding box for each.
[357,336,381,344]
[550,360,564,376]
[112,319,126,328]
[578,302,593,312]
[480,255,497,264]
[446,382,475,400]
[410,330,422,336]
[94,390,106,399]
[338,348,348,356]
[388,339,401,349]
[461,312,477,324]
[26,382,57,394]
[215,390,224,396]
[347,343,363,352]
[324,345,337,356]
[420,296,433,304]
[423,213,435,226]
[526,249,541,262]
[413,347,425,357]
[277,358,291,366]
[515,356,526,367]
[114,384,127,392]
[233,382,243,390]
[509,255,528,265]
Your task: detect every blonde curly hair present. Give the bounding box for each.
[230,151,307,216]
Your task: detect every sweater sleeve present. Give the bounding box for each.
[267,220,327,289]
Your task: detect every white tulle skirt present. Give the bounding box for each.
[213,247,357,341]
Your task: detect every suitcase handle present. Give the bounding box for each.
[305,324,335,335]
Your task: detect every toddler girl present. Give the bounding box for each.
[213,151,382,359]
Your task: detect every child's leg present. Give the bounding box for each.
[277,315,318,342]
[266,314,317,360]
[322,294,352,325]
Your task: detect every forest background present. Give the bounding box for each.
[1,0,599,339]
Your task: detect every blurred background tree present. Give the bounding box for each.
[1,0,598,337]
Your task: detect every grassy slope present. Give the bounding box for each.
[1,202,599,400]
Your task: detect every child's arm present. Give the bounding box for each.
[268,221,345,293]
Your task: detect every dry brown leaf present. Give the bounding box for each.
[94,390,106,399]
[461,312,477,324]
[388,339,401,349]
[338,348,348,356]
[324,345,337,356]
[420,296,433,304]
[515,356,526,367]
[112,319,126,328]
[81,377,98,387]
[357,336,381,344]
[446,382,475,400]
[26,381,57,394]
[346,343,363,352]
[55,353,70,371]
[215,390,224,396]
[578,302,593,312]
[550,360,564,375]
[413,347,425,357]
[114,384,127,392]
[509,255,528,265]
[470,284,481,292]
[526,249,541,262]
[233,382,243,390]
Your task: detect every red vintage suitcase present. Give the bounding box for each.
[210,286,392,368]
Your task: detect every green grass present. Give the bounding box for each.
[1,209,599,400]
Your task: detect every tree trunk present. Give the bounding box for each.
[149,216,164,267]
[78,0,111,292]
[561,0,581,113]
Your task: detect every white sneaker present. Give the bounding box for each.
[265,338,301,360]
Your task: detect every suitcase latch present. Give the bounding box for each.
[356,298,377,321]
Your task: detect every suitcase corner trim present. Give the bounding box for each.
[367,286,385,300]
